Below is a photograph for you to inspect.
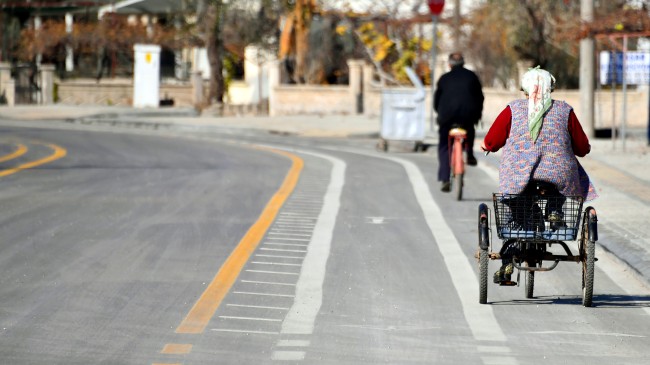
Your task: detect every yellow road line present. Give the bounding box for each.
[175,148,303,334]
[160,343,193,354]
[0,143,67,178]
[0,143,28,163]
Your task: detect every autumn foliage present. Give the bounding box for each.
[16,15,179,63]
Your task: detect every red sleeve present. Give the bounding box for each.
[568,110,591,157]
[483,106,511,152]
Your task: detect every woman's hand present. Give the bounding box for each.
[480,140,489,152]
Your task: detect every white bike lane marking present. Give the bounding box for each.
[330,148,515,365]
[270,149,346,361]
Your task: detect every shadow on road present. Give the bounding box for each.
[490,294,650,308]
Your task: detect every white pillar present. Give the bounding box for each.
[65,13,74,72]
[0,62,11,88]
[40,64,55,104]
[192,71,203,107]
[0,62,14,106]
[268,61,280,117]
[347,59,364,115]
[362,63,374,116]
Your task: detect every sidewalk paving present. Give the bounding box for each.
[1,104,649,286]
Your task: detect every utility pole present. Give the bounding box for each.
[453,0,460,50]
[427,0,445,132]
[579,0,595,137]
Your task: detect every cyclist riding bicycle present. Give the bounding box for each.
[480,67,598,283]
[434,52,484,192]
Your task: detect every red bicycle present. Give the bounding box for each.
[448,126,467,200]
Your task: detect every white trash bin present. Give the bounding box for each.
[378,67,427,152]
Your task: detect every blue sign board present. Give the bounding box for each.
[599,51,650,85]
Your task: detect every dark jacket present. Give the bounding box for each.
[434,66,484,127]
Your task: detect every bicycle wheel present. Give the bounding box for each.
[454,173,463,200]
[450,138,464,201]
[478,203,490,304]
[479,248,489,304]
[581,207,597,307]
[525,264,535,299]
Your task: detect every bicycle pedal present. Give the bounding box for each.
[499,281,517,286]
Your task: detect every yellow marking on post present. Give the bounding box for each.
[175,148,303,334]
[0,143,28,163]
[0,143,67,178]
[161,343,193,354]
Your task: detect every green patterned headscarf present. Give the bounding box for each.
[521,66,555,142]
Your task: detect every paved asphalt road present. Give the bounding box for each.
[0,118,648,365]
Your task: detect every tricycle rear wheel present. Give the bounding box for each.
[581,207,597,307]
[478,203,490,304]
[525,266,535,299]
[479,248,488,304]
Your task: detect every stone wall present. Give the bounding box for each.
[53,65,649,129]
[56,78,203,107]
[270,85,350,115]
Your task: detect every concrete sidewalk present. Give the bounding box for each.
[1,104,650,285]
[0,105,381,138]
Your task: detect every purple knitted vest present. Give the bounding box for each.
[500,99,597,200]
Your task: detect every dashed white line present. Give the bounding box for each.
[259,248,308,253]
[255,254,304,260]
[266,237,310,242]
[277,340,310,347]
[263,242,308,247]
[211,328,279,335]
[268,232,312,237]
[227,303,289,310]
[251,261,303,267]
[219,316,283,322]
[274,224,316,228]
[241,280,297,286]
[272,351,305,361]
[245,269,300,275]
[233,291,295,298]
[270,228,314,233]
[279,212,317,217]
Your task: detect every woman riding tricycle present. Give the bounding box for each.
[477,67,599,306]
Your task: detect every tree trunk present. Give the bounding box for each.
[293,0,315,84]
[203,0,225,105]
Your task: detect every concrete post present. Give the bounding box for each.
[0,62,11,88]
[40,64,55,104]
[191,71,203,107]
[362,63,374,116]
[4,79,15,106]
[347,59,364,115]
[0,63,14,106]
[268,61,280,117]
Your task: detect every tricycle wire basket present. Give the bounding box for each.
[492,193,584,241]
